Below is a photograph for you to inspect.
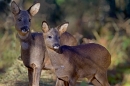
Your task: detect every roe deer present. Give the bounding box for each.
[42,21,111,86]
[11,1,46,86]
[43,23,78,86]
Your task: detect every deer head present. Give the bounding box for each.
[11,1,40,39]
[42,21,68,50]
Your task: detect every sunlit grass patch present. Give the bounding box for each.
[0,26,20,74]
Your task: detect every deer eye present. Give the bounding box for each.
[48,36,52,39]
[18,17,22,21]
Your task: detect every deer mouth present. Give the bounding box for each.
[53,45,63,53]
[53,44,60,50]
[17,26,30,38]
[21,29,28,33]
[53,46,60,50]
[21,28,29,33]
[21,26,30,33]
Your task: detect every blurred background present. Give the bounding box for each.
[0,0,130,86]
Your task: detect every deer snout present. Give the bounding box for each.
[21,26,30,33]
[53,44,60,50]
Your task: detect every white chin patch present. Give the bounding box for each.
[53,46,59,49]
[22,30,27,33]
[18,33,29,40]
[21,42,29,50]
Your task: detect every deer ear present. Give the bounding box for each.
[11,1,20,15]
[59,23,69,35]
[42,21,49,33]
[28,3,40,16]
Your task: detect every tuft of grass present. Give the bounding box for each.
[0,26,20,71]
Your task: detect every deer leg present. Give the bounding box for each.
[55,78,65,86]
[69,81,76,86]
[64,81,69,86]
[68,78,77,86]
[28,63,42,86]
[91,78,102,86]
[95,71,110,86]
[28,68,33,86]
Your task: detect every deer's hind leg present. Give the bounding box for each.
[68,77,78,86]
[91,78,102,86]
[86,74,101,86]
[55,78,65,86]
[95,70,110,86]
[55,78,69,86]
[64,81,69,86]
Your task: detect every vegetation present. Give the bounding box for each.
[0,0,130,86]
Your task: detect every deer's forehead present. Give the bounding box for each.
[17,11,31,18]
[48,28,59,35]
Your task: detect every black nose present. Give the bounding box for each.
[21,26,29,32]
[53,44,60,50]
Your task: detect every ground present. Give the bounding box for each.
[0,59,92,86]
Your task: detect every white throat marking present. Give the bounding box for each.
[21,42,29,50]
[18,33,29,40]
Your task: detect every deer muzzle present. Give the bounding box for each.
[21,26,30,33]
[53,44,60,50]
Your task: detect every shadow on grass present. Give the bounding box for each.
[14,79,92,86]
[14,78,55,86]
[108,61,130,85]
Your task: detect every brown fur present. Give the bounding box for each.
[58,44,111,72]
[60,32,78,46]
[42,22,111,86]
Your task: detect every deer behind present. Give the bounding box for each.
[42,21,111,86]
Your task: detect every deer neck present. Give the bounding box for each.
[17,32,32,50]
[46,47,65,68]
[18,32,31,41]
[46,47,59,59]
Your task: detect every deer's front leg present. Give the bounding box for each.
[28,68,32,86]
[69,80,76,86]
[55,78,64,86]
[28,63,42,86]
[68,77,78,86]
